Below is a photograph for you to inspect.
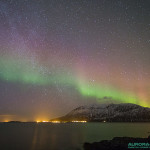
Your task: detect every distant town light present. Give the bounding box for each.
[42,121,49,122]
[71,121,87,123]
[36,120,49,123]
[51,121,61,123]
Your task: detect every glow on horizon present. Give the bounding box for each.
[71,121,87,123]
[51,121,61,123]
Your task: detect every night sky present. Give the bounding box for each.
[0,0,150,121]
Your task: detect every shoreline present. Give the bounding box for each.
[84,135,150,150]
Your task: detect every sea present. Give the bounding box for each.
[0,122,150,150]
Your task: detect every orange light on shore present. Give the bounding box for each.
[4,120,9,122]
[51,121,61,123]
[42,121,49,122]
[71,121,87,123]
[36,120,49,123]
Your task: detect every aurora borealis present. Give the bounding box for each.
[0,0,150,121]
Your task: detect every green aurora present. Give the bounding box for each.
[0,56,147,107]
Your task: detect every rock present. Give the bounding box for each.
[83,136,150,150]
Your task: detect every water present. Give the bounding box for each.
[0,122,150,150]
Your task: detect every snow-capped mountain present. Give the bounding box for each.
[51,103,150,122]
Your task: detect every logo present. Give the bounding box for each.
[128,143,150,149]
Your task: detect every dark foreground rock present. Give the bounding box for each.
[84,135,150,150]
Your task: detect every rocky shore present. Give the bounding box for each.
[84,135,150,150]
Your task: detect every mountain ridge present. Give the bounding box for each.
[51,103,150,122]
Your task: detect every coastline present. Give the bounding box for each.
[84,135,150,150]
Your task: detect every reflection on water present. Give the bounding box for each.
[0,123,150,150]
[31,126,38,150]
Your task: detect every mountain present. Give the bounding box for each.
[51,103,150,122]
